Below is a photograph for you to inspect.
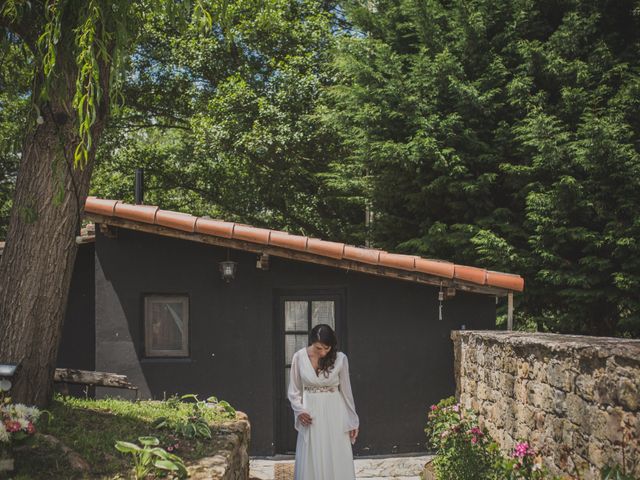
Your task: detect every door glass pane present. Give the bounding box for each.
[285,301,308,331]
[285,334,308,364]
[312,301,335,329]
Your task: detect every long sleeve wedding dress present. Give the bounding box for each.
[288,349,359,480]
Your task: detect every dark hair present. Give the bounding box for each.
[308,324,338,376]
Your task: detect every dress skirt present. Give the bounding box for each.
[294,390,356,480]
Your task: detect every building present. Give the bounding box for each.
[56,196,524,456]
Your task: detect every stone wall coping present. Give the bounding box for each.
[451,330,640,359]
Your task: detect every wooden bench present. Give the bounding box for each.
[54,368,139,399]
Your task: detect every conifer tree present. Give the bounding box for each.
[328,0,640,336]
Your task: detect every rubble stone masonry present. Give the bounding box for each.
[451,331,640,479]
[188,412,250,480]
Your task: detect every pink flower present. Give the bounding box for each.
[430,405,438,411]
[513,442,533,458]
[5,421,21,433]
[167,446,174,452]
[26,422,35,434]
[452,404,460,412]
[471,436,478,444]
[469,426,483,436]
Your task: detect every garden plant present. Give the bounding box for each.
[115,435,188,479]
[426,397,552,480]
[0,398,43,472]
[426,397,635,480]
[152,394,236,439]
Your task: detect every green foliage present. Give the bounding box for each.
[330,0,640,337]
[2,0,640,338]
[601,465,637,480]
[71,0,109,167]
[91,0,364,242]
[426,397,499,480]
[115,435,187,479]
[426,397,564,480]
[0,33,31,237]
[9,394,236,478]
[31,0,136,168]
[2,0,223,172]
[152,394,235,439]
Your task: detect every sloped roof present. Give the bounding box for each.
[85,197,524,295]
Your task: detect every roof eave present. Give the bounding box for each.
[87,213,520,297]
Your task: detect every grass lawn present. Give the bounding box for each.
[11,394,236,479]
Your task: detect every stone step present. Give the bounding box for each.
[250,455,432,479]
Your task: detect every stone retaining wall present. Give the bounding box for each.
[451,331,640,479]
[188,412,251,480]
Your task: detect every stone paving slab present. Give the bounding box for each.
[250,455,432,479]
[355,455,430,477]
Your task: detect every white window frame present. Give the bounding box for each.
[144,295,189,357]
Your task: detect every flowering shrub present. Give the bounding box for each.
[0,402,41,446]
[425,397,499,480]
[499,441,548,480]
[425,397,572,480]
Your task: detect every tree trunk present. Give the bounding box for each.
[0,61,109,407]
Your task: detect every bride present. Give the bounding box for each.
[288,324,359,479]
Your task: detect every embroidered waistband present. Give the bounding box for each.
[304,386,339,393]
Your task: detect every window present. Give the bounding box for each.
[144,295,189,357]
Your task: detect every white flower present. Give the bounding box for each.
[18,419,29,430]
[12,404,40,421]
[12,404,29,416]
[27,406,40,421]
[0,423,9,443]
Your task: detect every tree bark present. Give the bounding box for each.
[0,50,109,407]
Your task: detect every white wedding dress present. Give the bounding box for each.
[288,349,359,480]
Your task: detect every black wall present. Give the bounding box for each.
[91,228,495,456]
[57,243,95,370]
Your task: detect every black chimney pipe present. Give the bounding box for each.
[135,168,144,205]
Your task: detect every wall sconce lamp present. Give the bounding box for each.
[219,250,237,283]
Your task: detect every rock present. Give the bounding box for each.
[421,460,436,480]
[37,433,91,473]
[616,377,639,411]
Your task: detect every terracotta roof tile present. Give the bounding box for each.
[233,224,271,244]
[307,239,345,259]
[195,218,235,238]
[156,210,197,233]
[379,252,416,270]
[269,231,308,251]
[454,265,487,285]
[113,203,159,224]
[415,258,455,279]
[84,198,525,292]
[486,271,525,291]
[85,197,119,217]
[343,245,381,265]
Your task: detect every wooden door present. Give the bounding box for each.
[275,292,344,454]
